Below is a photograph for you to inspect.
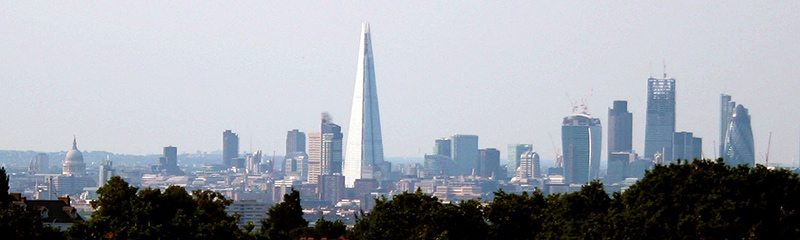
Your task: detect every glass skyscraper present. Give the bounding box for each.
[344,22,385,187]
[507,144,533,178]
[644,76,676,163]
[561,113,602,184]
[719,94,735,158]
[724,104,755,166]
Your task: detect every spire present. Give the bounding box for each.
[344,22,385,187]
[72,136,77,150]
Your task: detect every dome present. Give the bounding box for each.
[65,138,84,162]
[62,137,86,176]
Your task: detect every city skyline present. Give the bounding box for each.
[1,3,799,166]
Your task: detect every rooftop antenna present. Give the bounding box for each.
[662,58,667,78]
[649,60,653,78]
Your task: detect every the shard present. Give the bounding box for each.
[344,22,385,187]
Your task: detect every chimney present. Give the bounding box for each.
[58,196,70,206]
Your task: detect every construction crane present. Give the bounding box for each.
[549,133,563,168]
[765,131,772,167]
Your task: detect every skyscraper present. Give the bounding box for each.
[286,129,306,156]
[724,104,755,166]
[344,22,386,187]
[644,76,676,163]
[433,138,452,157]
[98,160,115,187]
[561,113,602,184]
[507,144,533,178]
[608,100,633,155]
[223,130,239,168]
[515,150,540,179]
[451,134,480,175]
[309,114,345,184]
[673,132,702,161]
[719,94,735,158]
[479,148,500,178]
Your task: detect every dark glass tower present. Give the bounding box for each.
[451,134,479,175]
[644,76,676,163]
[286,129,306,156]
[223,130,239,168]
[608,100,633,154]
[479,148,500,178]
[562,113,602,184]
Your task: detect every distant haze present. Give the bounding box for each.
[1,2,798,166]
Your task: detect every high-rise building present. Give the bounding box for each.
[507,144,533,178]
[561,113,602,184]
[322,114,344,175]
[450,134,479,175]
[286,129,306,156]
[515,150,540,179]
[223,130,239,168]
[608,100,633,156]
[62,137,86,176]
[246,151,262,173]
[284,152,308,181]
[673,132,702,161]
[345,22,386,187]
[719,94,735,158]
[433,139,452,157]
[607,152,635,183]
[424,154,455,177]
[479,148,500,178]
[724,104,755,167]
[319,174,345,205]
[28,153,49,174]
[98,160,115,187]
[307,133,323,184]
[309,114,345,184]
[644,76,676,163]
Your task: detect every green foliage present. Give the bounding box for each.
[66,176,242,240]
[351,189,486,240]
[485,189,546,239]
[260,189,308,240]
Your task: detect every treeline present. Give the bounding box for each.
[2,159,800,239]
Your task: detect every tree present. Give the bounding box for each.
[0,167,10,204]
[0,167,64,240]
[260,189,308,240]
[351,189,488,240]
[485,189,546,240]
[610,159,800,239]
[66,176,243,240]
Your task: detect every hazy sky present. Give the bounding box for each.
[1,2,799,166]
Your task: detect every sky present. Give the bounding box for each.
[1,2,799,166]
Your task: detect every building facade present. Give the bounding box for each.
[507,144,533,178]
[479,148,500,178]
[223,130,239,168]
[724,104,755,167]
[561,114,602,184]
[644,76,676,163]
[344,22,386,187]
[451,134,479,175]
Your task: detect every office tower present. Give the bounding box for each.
[98,160,115,187]
[515,150,540,179]
[562,113,602,184]
[345,22,386,187]
[479,148,500,178]
[307,133,323,184]
[450,134,479,175]
[63,137,86,176]
[319,174,345,205]
[223,130,239,168]
[28,153,49,174]
[607,152,634,183]
[608,100,633,155]
[644,76,676,163]
[433,138,452,157]
[673,132,702,161]
[720,94,735,158]
[284,152,308,181]
[246,151,262,173]
[322,114,344,174]
[286,129,306,156]
[723,104,755,166]
[424,154,455,177]
[507,144,533,178]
